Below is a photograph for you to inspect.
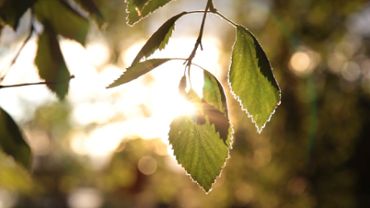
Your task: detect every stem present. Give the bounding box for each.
[171,58,209,72]
[0,15,35,82]
[214,11,238,27]
[183,10,238,28]
[0,75,75,89]
[184,0,213,69]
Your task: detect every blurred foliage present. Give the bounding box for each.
[1,0,370,207]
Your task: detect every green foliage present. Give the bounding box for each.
[168,70,232,191]
[169,116,230,192]
[0,0,281,193]
[229,26,281,132]
[131,12,186,65]
[0,0,34,29]
[108,59,170,88]
[0,107,31,169]
[34,0,89,45]
[35,23,71,100]
[108,1,281,192]
[126,0,173,25]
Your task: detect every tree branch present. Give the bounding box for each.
[184,0,213,69]
[0,15,35,82]
[0,75,75,89]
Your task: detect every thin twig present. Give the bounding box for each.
[183,10,238,28]
[0,15,35,82]
[214,11,238,27]
[184,0,213,69]
[170,58,209,72]
[0,75,75,89]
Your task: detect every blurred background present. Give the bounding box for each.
[1,0,370,207]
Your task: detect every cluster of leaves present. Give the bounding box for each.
[109,0,281,192]
[0,0,102,169]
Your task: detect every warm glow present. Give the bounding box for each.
[0,34,222,166]
[289,48,320,76]
[289,51,311,74]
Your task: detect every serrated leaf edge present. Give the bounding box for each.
[227,26,281,133]
[168,120,234,193]
[131,12,185,65]
[125,0,175,26]
[107,58,170,88]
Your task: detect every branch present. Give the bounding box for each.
[0,16,35,82]
[184,0,213,69]
[0,75,75,89]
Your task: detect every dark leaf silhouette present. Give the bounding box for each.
[0,107,31,169]
[35,23,71,99]
[0,0,34,29]
[34,0,89,44]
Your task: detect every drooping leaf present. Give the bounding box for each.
[34,0,89,44]
[229,25,281,133]
[0,0,34,29]
[202,71,229,143]
[169,117,230,192]
[203,71,227,114]
[178,75,187,96]
[35,23,71,99]
[132,12,185,65]
[107,58,170,88]
[126,0,172,25]
[0,107,31,169]
[169,70,231,192]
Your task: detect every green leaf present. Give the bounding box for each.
[0,107,31,169]
[107,58,170,88]
[203,71,227,114]
[35,23,71,100]
[132,12,185,65]
[229,25,281,133]
[169,117,230,192]
[202,71,229,143]
[0,0,34,29]
[169,71,231,192]
[34,0,89,44]
[126,0,172,25]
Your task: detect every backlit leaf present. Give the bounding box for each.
[229,25,281,133]
[169,117,230,192]
[126,0,172,25]
[0,107,31,169]
[0,0,34,29]
[203,71,227,114]
[132,12,185,65]
[107,58,170,88]
[169,70,231,192]
[35,23,71,99]
[34,0,89,44]
[202,71,229,143]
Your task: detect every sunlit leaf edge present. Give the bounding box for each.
[227,25,281,133]
[131,12,186,65]
[168,118,233,193]
[107,58,171,88]
[125,0,173,26]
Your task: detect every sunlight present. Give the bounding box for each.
[0,34,222,166]
[74,36,219,165]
